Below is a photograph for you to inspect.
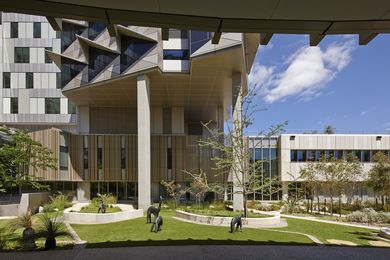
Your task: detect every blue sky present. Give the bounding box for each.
[247,34,390,135]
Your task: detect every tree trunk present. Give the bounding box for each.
[339,196,342,217]
[324,199,327,215]
[330,196,333,216]
[317,196,320,214]
[243,191,248,218]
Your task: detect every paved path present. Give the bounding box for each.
[0,245,389,260]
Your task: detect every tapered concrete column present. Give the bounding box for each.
[232,73,244,211]
[77,182,90,202]
[137,75,151,210]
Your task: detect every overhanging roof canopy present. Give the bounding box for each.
[1,1,390,40]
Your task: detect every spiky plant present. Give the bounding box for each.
[8,210,36,249]
[35,214,71,250]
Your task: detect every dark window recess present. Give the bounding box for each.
[163,49,189,60]
[167,148,172,170]
[97,149,103,170]
[56,73,61,89]
[14,47,29,63]
[61,22,84,52]
[68,101,76,114]
[83,149,88,170]
[45,47,52,63]
[33,22,41,38]
[190,31,212,54]
[120,36,155,73]
[290,150,297,162]
[10,97,18,114]
[88,22,106,40]
[11,22,18,38]
[3,72,10,88]
[45,98,60,114]
[88,47,118,81]
[26,72,33,89]
[60,57,85,88]
[121,148,126,170]
[60,146,68,171]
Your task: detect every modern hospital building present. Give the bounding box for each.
[0,13,389,208]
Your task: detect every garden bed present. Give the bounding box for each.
[64,203,143,224]
[175,210,286,228]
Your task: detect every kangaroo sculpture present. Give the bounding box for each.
[146,196,162,223]
[98,199,106,213]
[230,214,244,233]
[150,215,163,233]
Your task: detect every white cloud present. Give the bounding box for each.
[249,40,355,103]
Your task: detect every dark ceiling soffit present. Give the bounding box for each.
[2,2,390,35]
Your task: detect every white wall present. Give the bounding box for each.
[280,134,390,181]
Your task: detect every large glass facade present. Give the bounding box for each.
[249,137,281,200]
[120,36,155,73]
[290,149,390,162]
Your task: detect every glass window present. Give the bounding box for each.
[45,47,52,63]
[290,150,297,162]
[88,47,118,81]
[33,22,41,38]
[83,136,89,180]
[97,136,103,180]
[88,22,106,40]
[362,150,371,162]
[354,150,362,161]
[60,146,68,171]
[68,100,76,114]
[61,23,84,52]
[56,73,61,89]
[190,31,212,54]
[45,98,60,114]
[163,49,189,60]
[120,36,155,73]
[3,72,10,88]
[11,22,18,38]
[316,150,325,161]
[10,97,18,114]
[307,150,315,161]
[297,150,306,162]
[60,57,85,88]
[14,47,30,63]
[334,150,343,160]
[26,72,33,89]
[121,136,126,169]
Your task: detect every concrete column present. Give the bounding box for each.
[77,182,90,202]
[137,75,151,210]
[232,73,244,211]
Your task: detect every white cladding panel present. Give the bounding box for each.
[60,98,68,114]
[30,98,38,114]
[26,23,33,38]
[30,48,38,63]
[163,60,188,72]
[37,48,45,63]
[37,98,45,114]
[4,22,10,38]
[18,73,26,89]
[41,23,49,39]
[3,98,10,114]
[10,73,18,88]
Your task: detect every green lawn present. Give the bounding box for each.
[71,210,313,248]
[280,218,380,246]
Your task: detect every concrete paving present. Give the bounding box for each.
[0,245,389,260]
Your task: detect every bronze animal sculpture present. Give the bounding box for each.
[146,196,162,223]
[98,199,106,213]
[230,214,243,233]
[150,216,163,233]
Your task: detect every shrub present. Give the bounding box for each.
[96,193,117,205]
[247,200,258,209]
[35,214,71,250]
[346,208,390,224]
[43,193,72,212]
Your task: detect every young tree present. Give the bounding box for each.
[183,169,223,208]
[323,125,335,134]
[366,152,390,208]
[300,154,362,216]
[0,126,57,194]
[200,86,286,216]
[299,162,319,213]
[160,180,189,208]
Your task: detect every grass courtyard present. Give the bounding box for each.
[70,209,384,248]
